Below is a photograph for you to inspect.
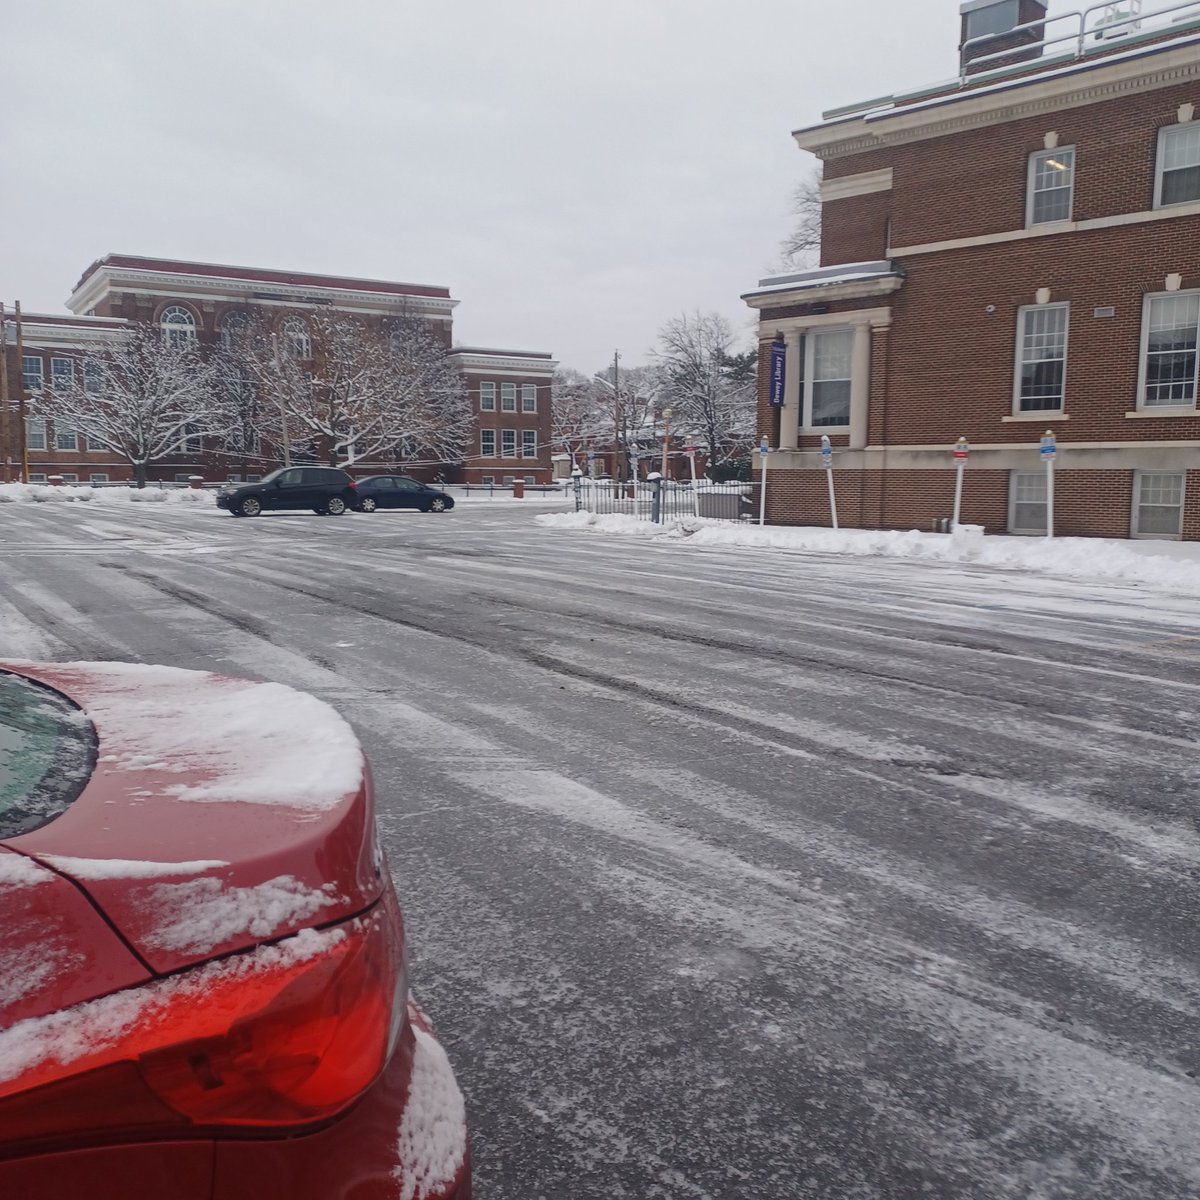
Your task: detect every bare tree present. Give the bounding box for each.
[590,362,661,479]
[550,368,605,464]
[780,168,823,270]
[31,323,223,487]
[655,311,756,468]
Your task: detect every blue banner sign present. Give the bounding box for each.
[768,340,786,408]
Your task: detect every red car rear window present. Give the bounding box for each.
[0,673,95,837]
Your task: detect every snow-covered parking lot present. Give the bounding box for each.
[2,497,1199,1199]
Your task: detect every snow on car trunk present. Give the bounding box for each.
[0,662,384,974]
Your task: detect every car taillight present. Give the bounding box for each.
[348,480,357,490]
[0,905,406,1157]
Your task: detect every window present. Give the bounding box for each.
[281,316,311,360]
[86,434,107,452]
[84,361,104,394]
[60,474,78,484]
[524,475,536,485]
[1133,472,1185,538]
[502,475,515,485]
[480,430,496,456]
[1015,304,1069,412]
[479,382,496,411]
[227,474,242,483]
[179,424,203,454]
[26,419,46,450]
[160,305,198,348]
[501,383,517,412]
[482,475,495,485]
[89,474,109,484]
[1155,124,1200,208]
[174,474,193,483]
[220,311,249,351]
[1027,147,1075,225]
[522,430,538,458]
[22,356,43,392]
[1009,471,1048,535]
[28,474,47,484]
[966,0,1019,41]
[805,329,853,428]
[51,358,74,390]
[501,429,517,457]
[1140,292,1199,408]
[521,384,537,412]
[55,425,79,452]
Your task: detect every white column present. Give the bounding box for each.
[849,322,871,450]
[780,329,803,449]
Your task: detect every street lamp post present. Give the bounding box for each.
[660,407,673,480]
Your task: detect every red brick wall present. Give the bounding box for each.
[820,191,892,267]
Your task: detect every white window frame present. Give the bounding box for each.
[280,316,311,360]
[1013,303,1069,414]
[55,425,79,452]
[84,361,104,394]
[51,357,74,390]
[521,430,537,458]
[219,311,249,351]
[502,475,515,485]
[500,383,517,412]
[1008,470,1049,535]
[1131,470,1186,539]
[160,305,198,348]
[60,473,78,484]
[26,419,46,450]
[523,475,536,485]
[480,429,496,457]
[481,475,495,485]
[1137,289,1200,411]
[1026,146,1075,227]
[179,424,203,454]
[89,473,109,484]
[86,434,108,452]
[501,429,518,457]
[803,328,853,430]
[1154,123,1200,210]
[479,381,496,411]
[28,473,47,484]
[521,384,537,412]
[22,356,44,392]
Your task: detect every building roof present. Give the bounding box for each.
[449,345,555,360]
[72,254,452,300]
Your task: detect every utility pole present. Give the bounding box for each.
[0,303,10,483]
[613,349,622,483]
[14,301,29,483]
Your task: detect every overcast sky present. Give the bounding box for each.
[3,0,967,372]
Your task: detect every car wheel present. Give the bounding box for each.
[429,498,448,513]
[238,496,262,517]
[359,497,377,513]
[326,496,347,515]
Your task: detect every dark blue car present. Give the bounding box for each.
[352,475,455,513]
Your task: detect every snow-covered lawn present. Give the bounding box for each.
[538,511,1200,594]
[0,483,213,505]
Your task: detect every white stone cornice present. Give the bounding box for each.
[819,168,894,202]
[9,321,126,348]
[450,353,558,375]
[758,306,894,336]
[744,276,903,310]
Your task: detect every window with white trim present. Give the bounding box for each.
[89,474,109,484]
[1155,123,1200,209]
[160,306,198,348]
[1015,304,1069,412]
[521,384,537,412]
[179,424,202,454]
[1140,291,1199,408]
[280,316,310,360]
[51,358,74,390]
[1027,146,1075,225]
[501,383,517,412]
[480,381,496,411]
[482,475,495,485]
[26,419,46,450]
[86,434,107,452]
[84,361,103,394]
[28,474,47,484]
[501,429,517,457]
[521,430,537,458]
[22,356,43,391]
[1132,471,1185,538]
[55,425,78,452]
[480,429,496,456]
[1008,471,1048,535]
[523,475,536,485]
[220,310,249,351]
[60,474,78,484]
[502,475,515,485]
[805,329,853,428]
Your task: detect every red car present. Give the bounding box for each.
[0,661,470,1200]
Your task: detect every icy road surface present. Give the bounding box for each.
[1,501,1199,1200]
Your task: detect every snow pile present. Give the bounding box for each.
[39,855,229,880]
[394,1017,469,1200]
[18,662,365,811]
[0,483,213,505]
[537,512,1200,593]
[0,924,341,1087]
[143,874,341,954]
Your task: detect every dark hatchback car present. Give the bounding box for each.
[216,467,357,518]
[353,476,455,514]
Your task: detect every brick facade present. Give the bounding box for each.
[746,4,1200,541]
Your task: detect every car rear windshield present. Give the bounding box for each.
[0,673,95,838]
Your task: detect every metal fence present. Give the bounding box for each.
[573,478,760,524]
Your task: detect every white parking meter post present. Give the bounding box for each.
[952,437,969,529]
[1040,431,1057,539]
[820,435,838,530]
[758,436,769,526]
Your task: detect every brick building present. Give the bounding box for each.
[746,0,1200,540]
[1,255,556,485]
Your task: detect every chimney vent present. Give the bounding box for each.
[960,0,1048,75]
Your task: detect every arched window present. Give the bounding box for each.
[281,316,311,360]
[160,305,197,348]
[219,310,249,351]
